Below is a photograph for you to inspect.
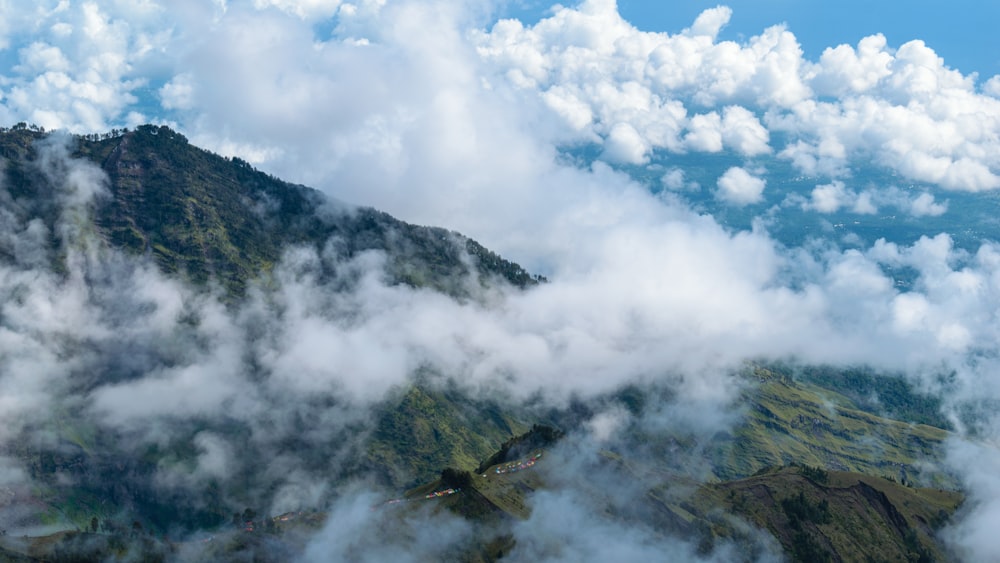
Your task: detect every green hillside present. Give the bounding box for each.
[710,367,951,486]
[366,385,531,488]
[702,466,962,562]
[0,125,540,296]
[362,424,964,563]
[370,367,963,561]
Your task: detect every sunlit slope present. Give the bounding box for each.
[711,369,950,484]
[697,466,962,562]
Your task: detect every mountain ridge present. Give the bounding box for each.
[0,123,542,297]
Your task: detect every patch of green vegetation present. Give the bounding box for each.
[399,426,554,523]
[697,466,963,563]
[785,364,952,430]
[710,368,952,486]
[367,385,530,488]
[470,459,547,520]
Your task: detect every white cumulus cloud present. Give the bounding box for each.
[716,166,765,205]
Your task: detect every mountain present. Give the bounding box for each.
[0,123,541,297]
[0,124,967,561]
[706,466,961,562]
[0,124,545,553]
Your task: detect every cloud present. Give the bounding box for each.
[502,419,784,562]
[472,3,801,166]
[811,34,893,96]
[0,1,170,132]
[801,182,945,217]
[1,0,997,199]
[985,75,1000,98]
[510,489,731,562]
[716,166,765,205]
[602,122,649,164]
[660,167,699,192]
[472,5,999,192]
[907,192,948,217]
[158,73,195,110]
[302,488,475,562]
[720,105,770,156]
[684,111,723,152]
[686,5,731,40]
[774,52,1000,191]
[253,0,343,20]
[942,438,1000,561]
[805,181,857,214]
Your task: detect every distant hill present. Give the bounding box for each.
[366,384,531,489]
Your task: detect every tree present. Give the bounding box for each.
[440,467,472,489]
[91,516,99,533]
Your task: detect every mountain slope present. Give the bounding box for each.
[366,385,531,488]
[702,466,961,562]
[0,124,540,296]
[710,367,951,486]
